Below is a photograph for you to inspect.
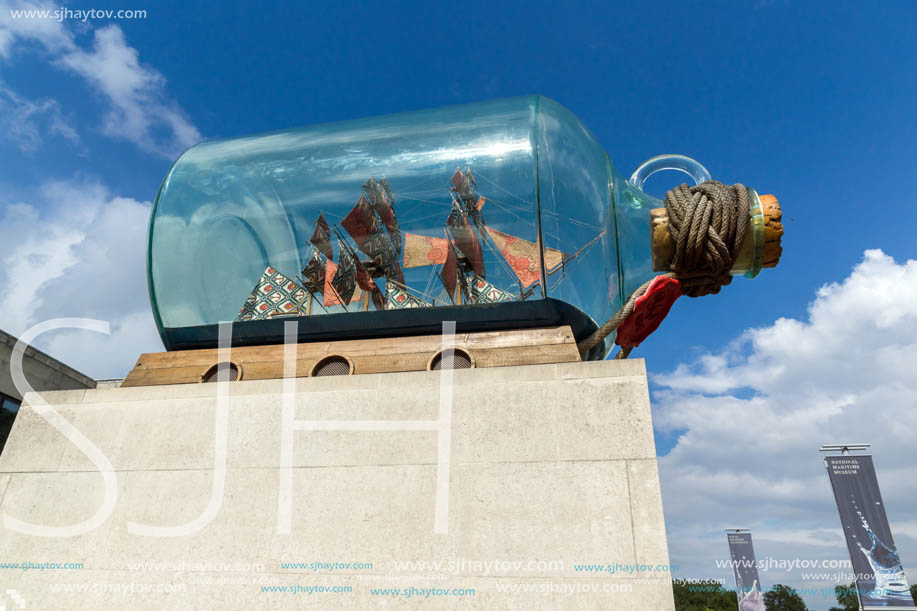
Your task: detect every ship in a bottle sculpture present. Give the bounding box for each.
[147,95,782,362]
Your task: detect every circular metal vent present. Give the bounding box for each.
[311,355,353,377]
[202,362,240,383]
[430,349,473,371]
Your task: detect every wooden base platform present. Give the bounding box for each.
[121,326,581,388]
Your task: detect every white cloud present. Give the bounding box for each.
[0,82,79,151]
[0,0,73,57]
[652,250,917,608]
[0,179,164,379]
[58,25,201,158]
[0,0,200,157]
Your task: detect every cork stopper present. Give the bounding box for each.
[758,194,783,269]
[650,193,783,273]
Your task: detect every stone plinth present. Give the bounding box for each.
[0,359,674,610]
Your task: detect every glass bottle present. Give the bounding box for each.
[148,95,768,358]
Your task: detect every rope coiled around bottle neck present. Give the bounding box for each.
[577,180,750,357]
[665,180,749,298]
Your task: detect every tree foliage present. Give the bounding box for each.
[672,580,737,611]
[831,582,858,610]
[764,584,808,611]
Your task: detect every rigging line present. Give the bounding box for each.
[470,186,605,231]
[484,202,561,241]
[358,183,405,265]
[566,217,605,232]
[401,210,457,225]
[318,208,347,223]
[394,206,447,225]
[386,277,443,305]
[443,224,478,304]
[433,260,455,306]
[398,201,450,215]
[470,193,563,241]
[477,194,541,215]
[473,170,535,206]
[476,226,525,295]
[483,198,594,236]
[304,289,330,314]
[389,171,444,194]
[542,233,602,294]
[446,195,522,293]
[423,264,438,301]
[482,195,572,225]
[297,246,330,315]
[521,229,605,299]
[323,277,350,313]
[464,191,605,234]
[397,187,454,197]
[397,196,453,207]
[549,229,606,275]
[549,274,567,293]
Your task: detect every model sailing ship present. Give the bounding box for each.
[235,169,598,322]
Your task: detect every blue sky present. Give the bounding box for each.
[1,2,916,609]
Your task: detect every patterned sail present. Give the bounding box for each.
[327,241,358,306]
[451,168,483,230]
[236,266,310,321]
[439,237,458,302]
[364,177,402,255]
[485,227,566,288]
[354,256,385,309]
[360,223,404,283]
[447,196,484,278]
[468,275,515,304]
[385,283,429,309]
[341,195,376,250]
[309,213,333,260]
[403,232,448,268]
[300,250,326,295]
[323,260,363,307]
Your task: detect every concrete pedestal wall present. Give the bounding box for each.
[0,359,674,610]
[0,328,96,401]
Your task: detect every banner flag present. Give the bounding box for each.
[725,531,765,611]
[825,454,914,610]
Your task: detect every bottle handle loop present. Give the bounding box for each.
[628,154,711,192]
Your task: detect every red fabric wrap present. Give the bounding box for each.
[615,276,682,348]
